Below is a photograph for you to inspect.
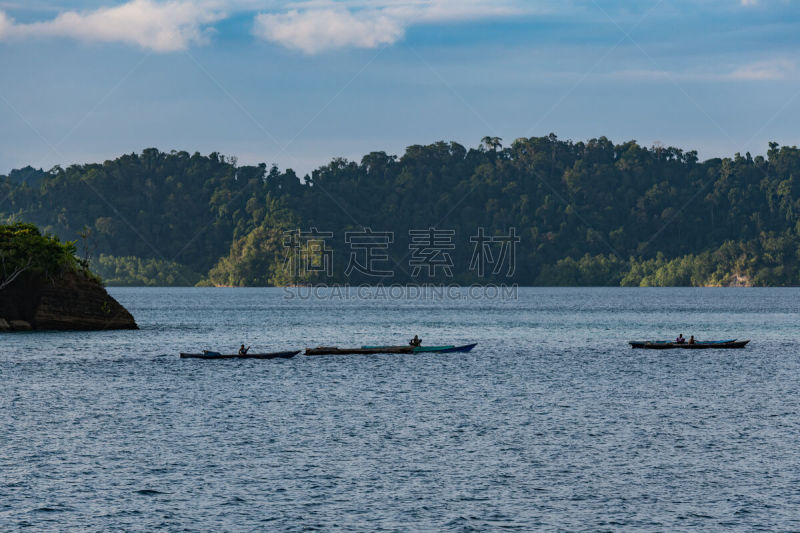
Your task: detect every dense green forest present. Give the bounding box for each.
[2,136,800,286]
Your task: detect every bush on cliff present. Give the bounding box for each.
[0,222,83,290]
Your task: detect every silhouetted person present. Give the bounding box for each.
[688,335,695,345]
[676,334,686,344]
[409,335,421,347]
[239,344,250,355]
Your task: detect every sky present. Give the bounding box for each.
[0,0,799,176]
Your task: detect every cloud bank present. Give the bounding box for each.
[728,59,796,80]
[0,1,527,54]
[0,0,775,54]
[0,0,225,52]
[252,0,525,54]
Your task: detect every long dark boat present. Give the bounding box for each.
[304,343,477,356]
[180,350,301,359]
[629,339,749,350]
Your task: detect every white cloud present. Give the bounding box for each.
[253,0,528,53]
[0,10,11,38]
[254,8,404,53]
[0,0,225,52]
[728,59,795,80]
[0,0,533,53]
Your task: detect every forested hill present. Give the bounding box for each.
[2,137,800,287]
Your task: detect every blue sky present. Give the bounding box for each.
[0,0,798,176]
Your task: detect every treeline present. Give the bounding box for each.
[1,136,799,286]
[93,255,204,287]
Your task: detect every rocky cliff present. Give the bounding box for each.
[0,271,137,331]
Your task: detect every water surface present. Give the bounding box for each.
[2,288,799,531]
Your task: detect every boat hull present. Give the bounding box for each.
[305,346,413,356]
[629,340,749,350]
[180,350,301,359]
[305,343,477,356]
[414,343,477,353]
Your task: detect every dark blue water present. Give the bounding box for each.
[2,288,799,531]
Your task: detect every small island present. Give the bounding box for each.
[0,222,137,331]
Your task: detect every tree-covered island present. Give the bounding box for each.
[0,222,137,331]
[1,135,799,287]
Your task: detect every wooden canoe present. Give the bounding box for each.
[305,346,413,356]
[180,350,301,359]
[629,340,749,350]
[305,343,477,356]
[412,343,477,353]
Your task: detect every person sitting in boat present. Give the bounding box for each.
[409,335,421,347]
[238,344,250,355]
[688,335,695,345]
[676,334,686,344]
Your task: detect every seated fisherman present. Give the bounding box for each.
[239,344,250,355]
[675,334,686,344]
[409,335,422,347]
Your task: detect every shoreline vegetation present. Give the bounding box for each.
[2,136,800,287]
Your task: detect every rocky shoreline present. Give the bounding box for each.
[0,271,137,332]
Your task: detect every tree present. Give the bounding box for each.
[481,136,503,152]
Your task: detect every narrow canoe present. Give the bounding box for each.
[412,343,477,353]
[305,343,477,356]
[629,340,749,350]
[631,339,736,346]
[180,350,301,359]
[305,346,413,356]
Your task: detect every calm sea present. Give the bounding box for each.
[2,287,799,531]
